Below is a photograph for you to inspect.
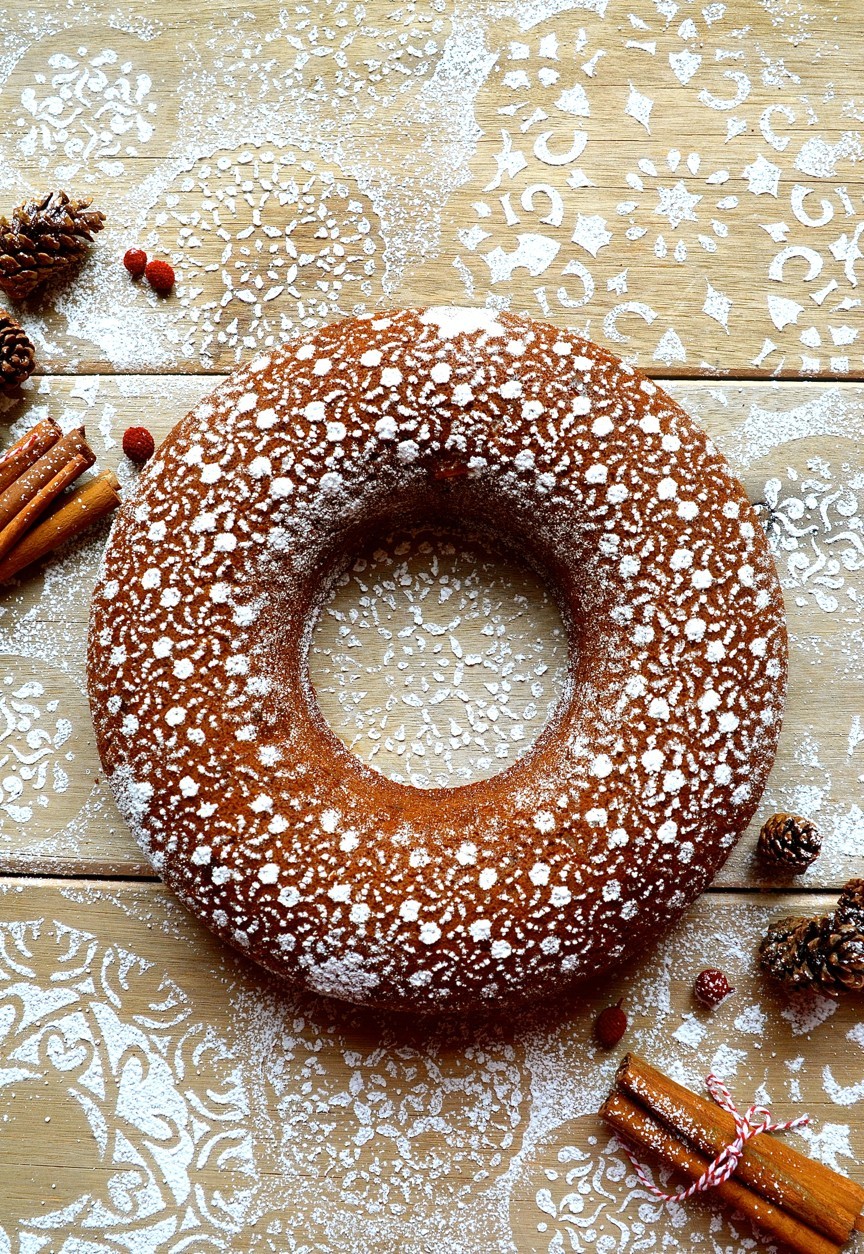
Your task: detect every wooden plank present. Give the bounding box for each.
[402,4,864,380]
[0,375,860,890]
[0,2,862,375]
[0,376,210,876]
[0,879,858,1251]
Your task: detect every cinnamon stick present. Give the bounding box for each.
[616,1054,864,1245]
[0,452,90,563]
[0,418,61,494]
[0,427,95,534]
[0,469,120,582]
[600,1089,842,1254]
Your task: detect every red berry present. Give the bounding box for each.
[144,259,175,294]
[123,248,147,278]
[122,426,155,465]
[594,1000,627,1049]
[694,968,735,1008]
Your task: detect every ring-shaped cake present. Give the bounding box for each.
[88,307,787,1011]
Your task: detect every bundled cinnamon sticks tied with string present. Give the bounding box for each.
[0,417,120,582]
[600,1054,864,1254]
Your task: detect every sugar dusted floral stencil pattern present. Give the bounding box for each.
[670,380,864,885]
[4,40,162,186]
[1,884,862,1253]
[417,0,864,377]
[149,149,384,366]
[0,0,862,372]
[0,657,90,839]
[310,533,568,789]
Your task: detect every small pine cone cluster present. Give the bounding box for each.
[759,878,864,997]
[0,310,35,391]
[757,812,821,873]
[0,191,105,301]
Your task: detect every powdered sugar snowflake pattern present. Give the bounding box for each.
[406,0,864,375]
[310,532,567,787]
[618,149,738,266]
[3,40,163,185]
[148,148,384,365]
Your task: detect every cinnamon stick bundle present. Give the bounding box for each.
[599,1054,864,1254]
[0,468,120,581]
[0,426,94,535]
[615,1053,864,1245]
[0,452,90,563]
[601,1089,840,1254]
[0,420,121,585]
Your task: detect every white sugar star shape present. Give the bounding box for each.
[654,181,702,230]
[571,213,612,256]
[483,130,528,192]
[743,153,781,197]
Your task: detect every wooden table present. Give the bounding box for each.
[0,2,862,1250]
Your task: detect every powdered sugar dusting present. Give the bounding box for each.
[0,0,862,1243]
[310,532,567,788]
[2,2,862,374]
[1,882,858,1252]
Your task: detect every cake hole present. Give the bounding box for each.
[309,531,568,788]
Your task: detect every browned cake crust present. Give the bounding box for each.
[87,307,787,1012]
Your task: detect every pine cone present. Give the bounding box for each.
[0,191,106,301]
[828,879,864,993]
[759,879,864,996]
[836,878,864,921]
[0,310,35,391]
[757,812,821,872]
[759,915,827,991]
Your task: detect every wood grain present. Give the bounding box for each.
[1,1,862,376]
[0,0,863,1248]
[0,879,860,1251]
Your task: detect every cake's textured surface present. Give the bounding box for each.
[87,307,787,1011]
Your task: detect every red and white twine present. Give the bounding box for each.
[621,1073,810,1204]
